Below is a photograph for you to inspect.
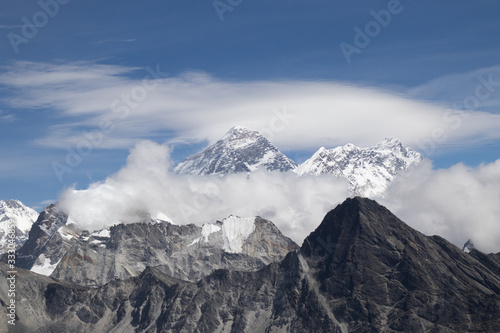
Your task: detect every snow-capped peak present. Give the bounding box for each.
[173,126,297,175]
[0,199,38,233]
[222,125,257,140]
[151,212,175,224]
[0,199,39,253]
[377,137,402,147]
[295,138,422,197]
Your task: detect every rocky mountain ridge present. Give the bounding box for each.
[13,205,298,287]
[1,197,499,332]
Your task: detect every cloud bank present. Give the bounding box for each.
[2,61,500,154]
[57,140,350,243]
[58,140,500,253]
[381,159,500,254]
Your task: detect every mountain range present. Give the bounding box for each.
[174,126,422,197]
[2,127,496,332]
[15,204,297,287]
[1,197,499,332]
[0,126,421,257]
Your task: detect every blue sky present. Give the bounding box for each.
[1,0,500,209]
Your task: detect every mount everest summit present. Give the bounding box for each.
[173,126,297,175]
[174,126,422,197]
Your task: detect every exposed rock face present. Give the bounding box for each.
[14,204,70,272]
[301,197,500,332]
[173,126,297,175]
[295,138,422,197]
[15,213,298,287]
[1,198,499,332]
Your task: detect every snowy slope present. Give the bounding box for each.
[0,199,38,253]
[295,138,422,197]
[187,216,257,253]
[173,126,297,175]
[221,216,256,253]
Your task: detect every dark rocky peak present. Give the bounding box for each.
[2,199,500,332]
[463,238,476,252]
[15,204,68,269]
[301,197,421,258]
[33,204,67,232]
[299,197,500,331]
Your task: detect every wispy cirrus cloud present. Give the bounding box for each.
[408,65,500,113]
[1,61,500,155]
[0,110,18,122]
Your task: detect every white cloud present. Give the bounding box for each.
[57,140,350,244]
[380,159,500,254]
[408,65,500,111]
[2,61,500,155]
[3,61,500,253]
[0,110,17,122]
[57,140,500,253]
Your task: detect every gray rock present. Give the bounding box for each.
[15,211,298,287]
[1,198,498,332]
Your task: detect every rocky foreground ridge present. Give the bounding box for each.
[13,205,297,287]
[1,197,499,332]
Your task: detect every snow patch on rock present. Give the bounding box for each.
[91,228,111,238]
[31,254,61,276]
[221,216,256,253]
